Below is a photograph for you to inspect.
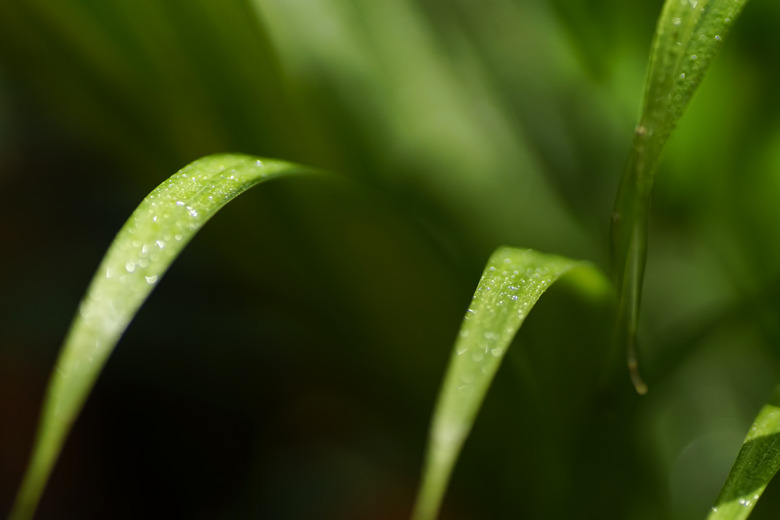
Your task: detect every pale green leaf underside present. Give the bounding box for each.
[612,0,749,393]
[708,385,780,520]
[411,247,582,520]
[9,154,314,520]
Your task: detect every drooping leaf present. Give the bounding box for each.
[8,154,316,520]
[411,247,599,520]
[708,384,780,520]
[611,0,749,393]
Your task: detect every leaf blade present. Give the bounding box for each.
[611,0,750,392]
[411,247,585,520]
[708,385,780,520]
[9,153,315,520]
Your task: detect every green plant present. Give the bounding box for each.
[4,0,780,519]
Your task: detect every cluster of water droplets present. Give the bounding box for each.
[20,154,315,520]
[450,250,570,400]
[63,156,271,378]
[737,493,760,507]
[709,491,761,514]
[643,0,746,140]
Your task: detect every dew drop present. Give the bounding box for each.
[145,275,158,285]
[690,54,698,60]
[176,201,185,206]
[714,35,722,41]
[457,384,474,396]
[680,73,686,79]
[79,300,93,318]
[125,262,136,273]
[491,348,503,357]
[156,240,166,249]
[672,17,682,25]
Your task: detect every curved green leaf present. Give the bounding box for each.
[411,247,599,520]
[9,154,316,520]
[708,385,780,520]
[611,0,749,393]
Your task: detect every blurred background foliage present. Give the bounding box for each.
[1,0,780,518]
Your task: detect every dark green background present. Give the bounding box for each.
[2,1,780,518]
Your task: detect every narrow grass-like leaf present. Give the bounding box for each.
[611,0,749,393]
[9,154,315,520]
[411,247,585,520]
[708,385,780,520]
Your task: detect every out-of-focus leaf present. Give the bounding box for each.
[611,0,749,393]
[8,154,316,520]
[708,384,780,520]
[412,247,599,520]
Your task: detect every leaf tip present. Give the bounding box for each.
[628,356,648,395]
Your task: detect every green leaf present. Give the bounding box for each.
[8,154,315,520]
[611,0,749,393]
[708,385,780,520]
[411,247,592,520]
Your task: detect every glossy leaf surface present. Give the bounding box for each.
[611,0,749,393]
[9,154,314,520]
[412,247,584,520]
[708,385,780,520]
